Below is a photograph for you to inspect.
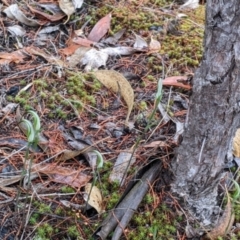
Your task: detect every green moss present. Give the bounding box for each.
[40,91,47,99]
[48,103,56,109]
[55,207,64,216]
[20,80,26,85]
[49,96,55,102]
[36,227,47,238]
[48,112,54,118]
[38,203,51,214]
[6,95,14,101]
[103,161,113,169]
[61,186,75,193]
[35,223,53,239]
[33,79,48,89]
[67,225,80,238]
[24,105,32,111]
[15,96,27,105]
[29,214,39,225]
[144,193,154,204]
[139,101,148,111]
[106,191,120,209]
[88,3,164,33]
[127,200,181,240]
[146,75,155,81]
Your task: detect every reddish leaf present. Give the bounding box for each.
[88,13,111,42]
[28,4,65,22]
[72,37,96,47]
[35,164,91,188]
[0,49,27,63]
[60,43,81,55]
[162,76,191,90]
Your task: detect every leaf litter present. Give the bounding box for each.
[0,1,231,240]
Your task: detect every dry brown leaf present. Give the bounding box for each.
[56,149,92,161]
[92,70,134,124]
[26,47,65,67]
[28,4,65,22]
[60,43,81,56]
[58,0,75,24]
[204,196,234,240]
[35,164,91,188]
[72,37,96,47]
[56,149,83,161]
[144,141,168,148]
[88,13,111,42]
[163,76,191,90]
[0,49,27,63]
[84,183,103,213]
[0,175,23,187]
[233,128,240,157]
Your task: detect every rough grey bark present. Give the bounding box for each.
[172,0,240,230]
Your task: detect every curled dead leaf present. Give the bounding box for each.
[91,70,134,124]
[163,76,191,90]
[133,32,148,50]
[72,37,96,47]
[28,4,65,22]
[149,37,161,52]
[58,0,75,24]
[203,197,234,240]
[84,183,104,213]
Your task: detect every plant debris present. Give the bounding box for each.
[1,1,236,240]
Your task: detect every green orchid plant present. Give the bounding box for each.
[20,110,41,189]
[21,110,41,145]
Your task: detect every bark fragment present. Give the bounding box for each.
[93,161,161,240]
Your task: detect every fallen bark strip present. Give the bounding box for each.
[93,160,162,240]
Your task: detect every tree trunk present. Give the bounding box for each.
[171,0,240,232]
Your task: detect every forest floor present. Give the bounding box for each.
[1,1,237,240]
